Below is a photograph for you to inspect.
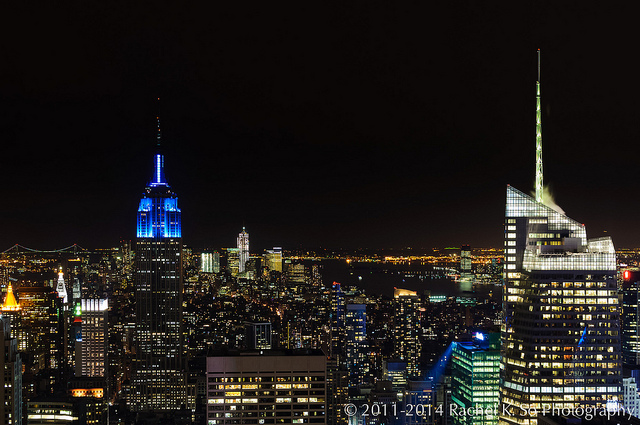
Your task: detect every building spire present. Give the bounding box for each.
[535,49,543,203]
[151,97,167,186]
[156,97,162,148]
[55,267,68,304]
[1,284,20,311]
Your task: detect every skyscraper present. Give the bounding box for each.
[1,284,20,319]
[500,52,621,424]
[394,288,421,377]
[16,286,62,370]
[237,227,249,274]
[331,282,345,360]
[56,268,68,305]
[621,270,640,366]
[345,303,369,387]
[0,316,22,425]
[75,299,108,378]
[451,333,500,425]
[225,248,240,276]
[130,116,186,411]
[460,245,471,275]
[201,252,214,274]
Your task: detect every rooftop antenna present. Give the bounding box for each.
[535,49,543,203]
[151,97,166,185]
[156,97,161,148]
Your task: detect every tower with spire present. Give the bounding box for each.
[55,267,68,304]
[1,284,20,312]
[499,51,621,425]
[131,106,186,412]
[535,49,543,203]
[237,226,249,274]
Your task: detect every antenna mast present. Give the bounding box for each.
[535,49,543,203]
[156,97,161,148]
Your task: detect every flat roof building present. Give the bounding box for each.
[206,349,326,424]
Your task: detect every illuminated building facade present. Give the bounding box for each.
[72,278,81,301]
[1,285,21,346]
[384,360,408,399]
[211,251,220,274]
[394,288,421,377]
[131,122,186,411]
[2,284,20,313]
[0,317,22,425]
[345,303,369,387]
[461,245,471,274]
[68,376,108,424]
[622,270,640,366]
[56,268,68,305]
[345,304,370,387]
[331,282,345,360]
[27,397,104,425]
[501,187,621,424]
[500,53,621,424]
[237,227,249,274]
[201,252,214,273]
[206,350,326,424]
[451,333,500,425]
[264,247,283,273]
[75,299,108,378]
[16,286,62,370]
[226,248,240,277]
[326,358,348,425]
[287,263,306,283]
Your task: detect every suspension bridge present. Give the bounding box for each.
[1,244,91,256]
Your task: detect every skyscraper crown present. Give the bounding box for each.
[137,111,182,238]
[1,284,20,311]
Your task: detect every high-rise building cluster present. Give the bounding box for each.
[0,52,636,425]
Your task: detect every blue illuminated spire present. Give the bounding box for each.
[150,107,167,187]
[137,104,182,238]
[151,154,167,186]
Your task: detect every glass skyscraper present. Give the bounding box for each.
[500,53,621,424]
[130,127,186,411]
[345,303,369,387]
[452,333,500,425]
[501,189,622,424]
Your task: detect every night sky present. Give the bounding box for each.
[0,3,638,251]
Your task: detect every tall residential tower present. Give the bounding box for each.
[394,288,421,377]
[130,116,186,411]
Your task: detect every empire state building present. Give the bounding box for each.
[130,117,186,411]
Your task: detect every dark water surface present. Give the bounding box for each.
[318,259,498,299]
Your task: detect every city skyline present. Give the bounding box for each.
[3,5,639,420]
[1,3,638,251]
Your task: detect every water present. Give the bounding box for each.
[319,259,482,298]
